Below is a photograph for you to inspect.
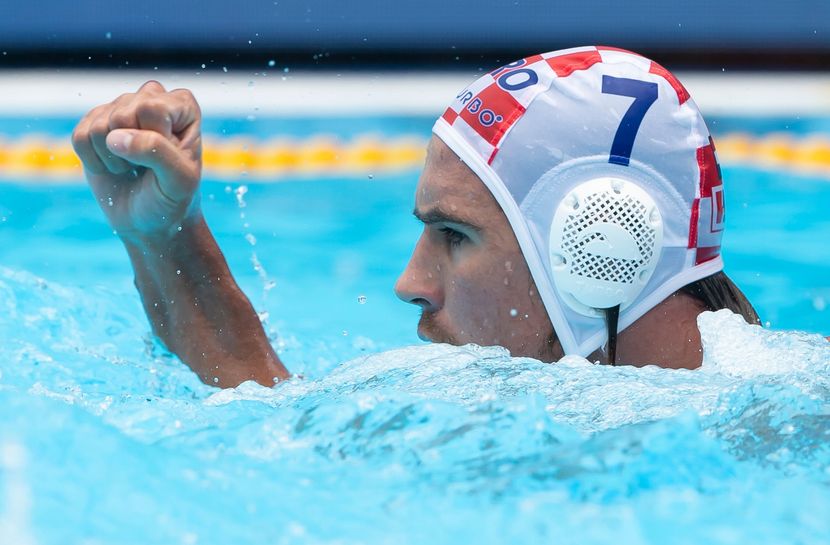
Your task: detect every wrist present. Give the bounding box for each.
[119,205,205,251]
[121,215,208,262]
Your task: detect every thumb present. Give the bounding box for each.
[106,128,198,201]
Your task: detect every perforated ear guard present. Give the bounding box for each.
[549,177,663,317]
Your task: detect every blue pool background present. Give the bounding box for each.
[1,115,828,340]
[0,116,829,545]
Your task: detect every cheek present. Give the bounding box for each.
[442,253,529,336]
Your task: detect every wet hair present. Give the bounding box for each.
[679,271,761,326]
[602,271,760,365]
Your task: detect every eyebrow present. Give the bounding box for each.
[412,206,481,231]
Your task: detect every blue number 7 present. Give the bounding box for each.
[601,75,658,166]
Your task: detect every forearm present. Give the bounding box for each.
[123,214,289,387]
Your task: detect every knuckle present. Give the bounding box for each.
[140,80,165,93]
[171,88,196,102]
[108,109,134,129]
[171,88,201,112]
[88,116,111,138]
[113,92,134,105]
[70,125,87,148]
[77,104,106,128]
[87,103,108,116]
[135,98,171,119]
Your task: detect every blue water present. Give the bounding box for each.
[1,117,829,544]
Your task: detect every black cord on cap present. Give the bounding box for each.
[604,304,621,366]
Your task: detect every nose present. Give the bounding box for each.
[394,232,443,312]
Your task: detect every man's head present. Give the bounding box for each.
[398,46,733,361]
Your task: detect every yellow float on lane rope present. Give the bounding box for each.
[1,133,830,182]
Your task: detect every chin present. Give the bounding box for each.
[416,319,459,346]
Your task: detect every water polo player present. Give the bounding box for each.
[71,46,761,387]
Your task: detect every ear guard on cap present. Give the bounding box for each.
[549,177,663,317]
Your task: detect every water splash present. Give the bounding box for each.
[233,185,277,305]
[1,269,829,544]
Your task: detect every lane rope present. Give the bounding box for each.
[1,133,829,182]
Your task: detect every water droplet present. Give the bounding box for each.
[222,66,228,73]
[213,377,219,383]
[368,174,374,180]
[201,63,206,69]
[176,269,181,275]
[510,308,518,317]
[268,59,276,67]
[357,295,367,304]
[105,32,112,40]
[245,233,257,246]
[235,185,248,208]
[283,67,289,73]
[107,197,114,207]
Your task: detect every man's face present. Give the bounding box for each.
[395,136,562,361]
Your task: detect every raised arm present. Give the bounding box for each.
[71,81,289,387]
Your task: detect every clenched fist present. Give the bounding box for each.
[71,80,203,243]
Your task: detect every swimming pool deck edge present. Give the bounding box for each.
[0,70,829,117]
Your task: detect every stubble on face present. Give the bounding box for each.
[417,309,458,345]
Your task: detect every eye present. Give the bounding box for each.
[439,226,468,247]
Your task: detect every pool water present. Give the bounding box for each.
[0,116,829,545]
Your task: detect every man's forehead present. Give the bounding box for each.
[416,137,492,210]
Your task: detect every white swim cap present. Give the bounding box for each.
[433,46,726,357]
